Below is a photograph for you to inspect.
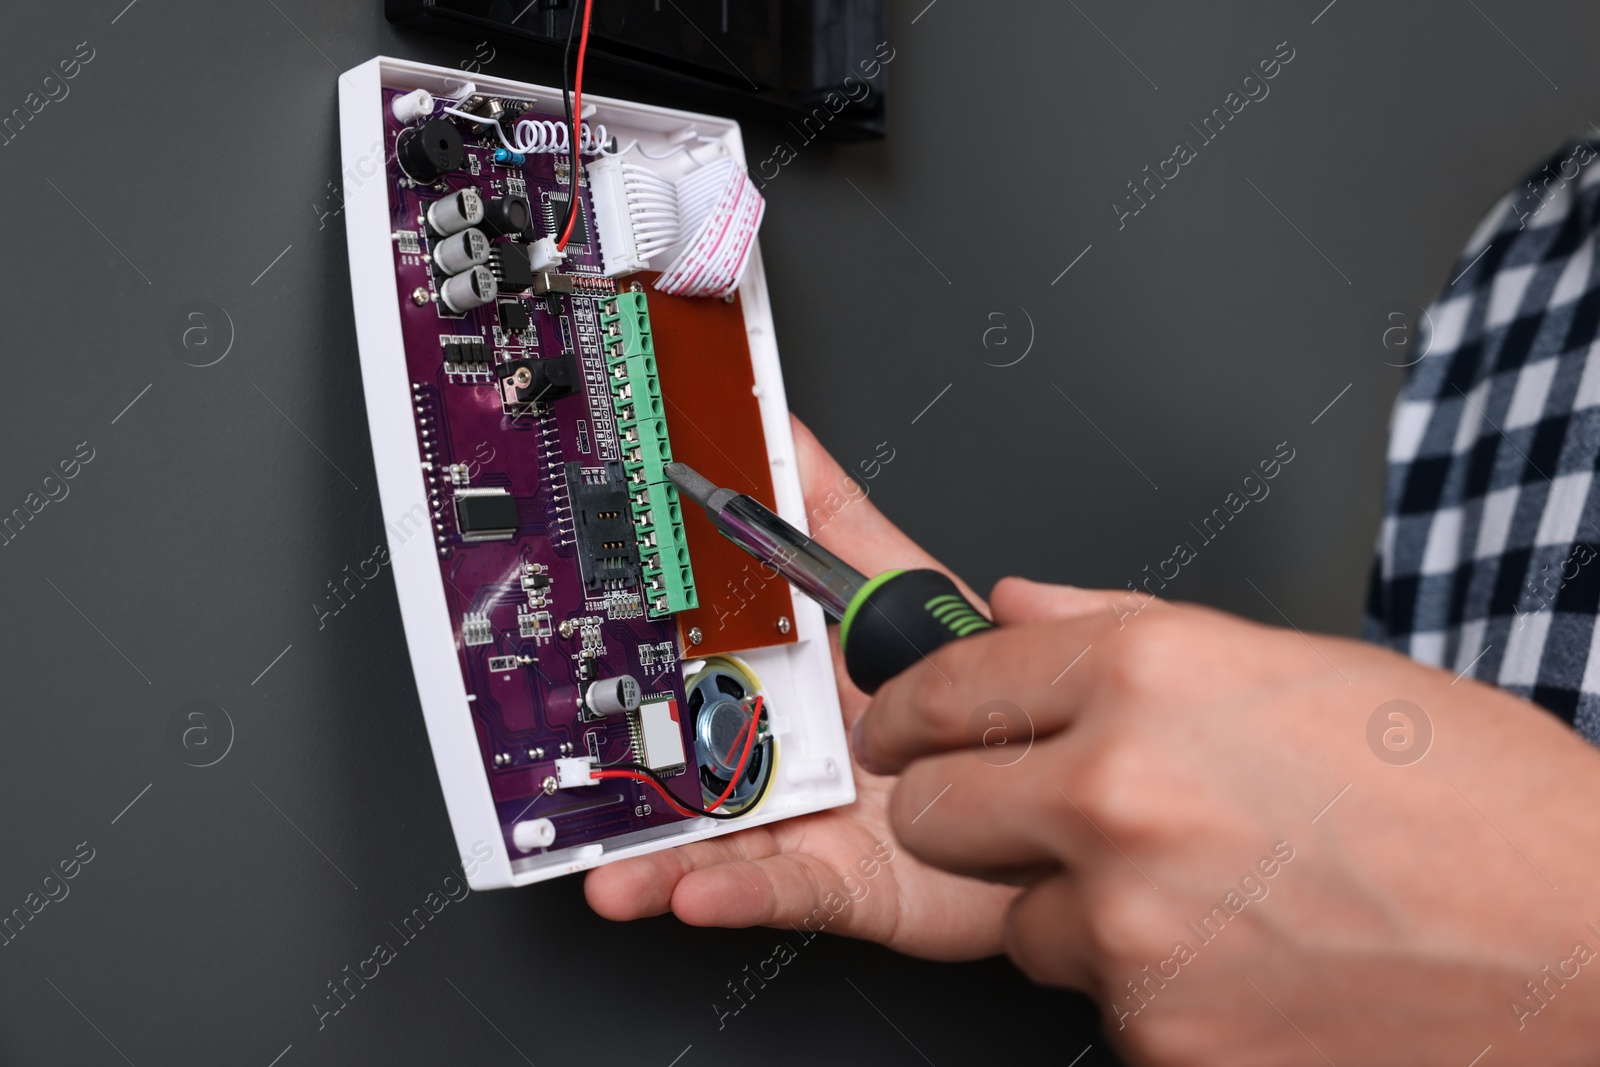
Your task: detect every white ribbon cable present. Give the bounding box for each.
[655,159,764,298]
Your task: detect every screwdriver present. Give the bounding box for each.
[664,462,992,694]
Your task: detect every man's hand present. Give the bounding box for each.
[587,418,1600,1064]
[584,416,1017,960]
[859,581,1600,1065]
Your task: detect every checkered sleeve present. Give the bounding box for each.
[1366,137,1600,743]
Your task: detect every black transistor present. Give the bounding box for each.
[498,302,530,331]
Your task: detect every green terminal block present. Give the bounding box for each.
[602,292,697,618]
[613,354,673,484]
[600,291,654,367]
[633,480,698,618]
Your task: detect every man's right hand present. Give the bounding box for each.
[583,416,1018,961]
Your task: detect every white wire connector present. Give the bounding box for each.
[554,757,598,788]
[529,236,566,272]
[586,154,682,278]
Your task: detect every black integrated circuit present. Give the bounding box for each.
[491,243,535,293]
[543,194,589,247]
[454,488,519,542]
[566,460,638,591]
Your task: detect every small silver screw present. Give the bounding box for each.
[688,626,703,646]
[776,616,791,635]
[559,619,575,639]
[629,281,644,293]
[411,287,430,306]
[541,776,558,795]
[722,292,736,304]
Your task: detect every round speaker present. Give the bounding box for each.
[686,656,772,814]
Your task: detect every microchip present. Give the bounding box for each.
[498,301,530,330]
[454,488,519,542]
[566,460,639,591]
[543,194,588,247]
[491,243,534,293]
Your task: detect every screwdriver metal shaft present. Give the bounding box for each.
[664,461,867,619]
[666,461,994,694]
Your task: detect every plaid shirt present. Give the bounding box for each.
[1366,137,1600,744]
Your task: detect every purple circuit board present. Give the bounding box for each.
[380,89,706,855]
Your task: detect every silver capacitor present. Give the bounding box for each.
[585,675,642,717]
[433,227,490,276]
[438,266,498,314]
[426,188,484,237]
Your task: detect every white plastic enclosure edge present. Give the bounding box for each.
[337,56,854,889]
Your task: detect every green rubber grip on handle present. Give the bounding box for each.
[838,569,993,694]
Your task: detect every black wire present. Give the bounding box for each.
[614,736,776,821]
[557,0,582,246]
[597,736,633,768]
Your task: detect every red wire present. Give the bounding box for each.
[721,712,752,764]
[557,0,595,251]
[594,769,705,819]
[593,695,765,817]
[709,696,762,812]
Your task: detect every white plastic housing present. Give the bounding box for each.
[390,87,434,123]
[338,56,854,889]
[513,819,557,852]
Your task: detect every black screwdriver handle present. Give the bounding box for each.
[837,569,993,694]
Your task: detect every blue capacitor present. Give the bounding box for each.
[493,148,527,167]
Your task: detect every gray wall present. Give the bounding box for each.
[1,1,1596,1064]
